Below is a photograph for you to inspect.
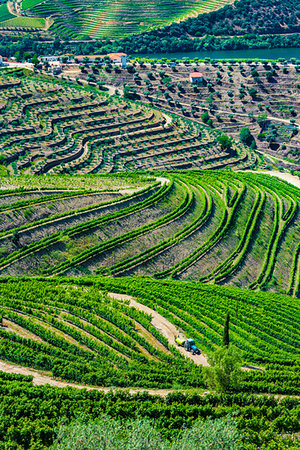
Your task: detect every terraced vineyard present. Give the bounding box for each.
[89,59,299,167]
[0,69,255,175]
[0,171,299,298]
[16,0,232,38]
[0,277,298,395]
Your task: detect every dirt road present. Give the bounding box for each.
[107,292,209,366]
[243,170,300,190]
[0,360,175,396]
[259,171,300,190]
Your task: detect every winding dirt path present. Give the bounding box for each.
[243,170,300,190]
[0,290,267,393]
[258,171,300,190]
[107,292,209,367]
[0,360,174,396]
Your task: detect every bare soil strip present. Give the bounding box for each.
[107,292,209,367]
[244,171,300,190]
[0,360,174,397]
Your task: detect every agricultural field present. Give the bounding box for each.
[0,15,45,27]
[0,276,298,395]
[0,375,299,449]
[0,3,13,22]
[0,171,299,298]
[18,0,232,39]
[0,64,299,449]
[0,68,256,175]
[76,58,300,169]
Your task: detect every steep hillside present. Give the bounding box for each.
[86,58,299,169]
[0,0,232,38]
[0,171,299,297]
[0,277,298,395]
[116,0,300,53]
[0,69,255,175]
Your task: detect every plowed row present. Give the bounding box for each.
[0,171,299,298]
[0,69,252,176]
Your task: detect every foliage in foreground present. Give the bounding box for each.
[52,415,242,449]
[204,345,243,393]
[0,373,298,449]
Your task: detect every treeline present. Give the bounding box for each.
[0,0,299,57]
[0,373,298,449]
[0,32,299,59]
[148,0,300,39]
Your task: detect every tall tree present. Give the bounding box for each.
[223,312,230,347]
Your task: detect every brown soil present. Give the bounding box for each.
[0,359,175,396]
[107,292,209,366]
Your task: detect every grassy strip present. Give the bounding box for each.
[251,191,297,290]
[200,186,265,283]
[97,179,207,275]
[0,182,158,240]
[46,181,203,275]
[0,181,170,270]
[155,184,246,279]
[287,242,300,297]
[0,190,94,213]
[249,192,280,290]
[214,189,266,282]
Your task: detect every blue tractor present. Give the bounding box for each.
[184,338,200,355]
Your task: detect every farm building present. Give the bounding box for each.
[189,72,204,83]
[107,53,127,68]
[40,56,61,63]
[76,53,127,68]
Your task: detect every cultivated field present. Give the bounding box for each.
[81,58,299,170]
[0,68,255,175]
[0,59,299,450]
[18,0,232,38]
[0,171,299,298]
[0,277,298,395]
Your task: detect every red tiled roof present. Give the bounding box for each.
[190,72,203,77]
[76,53,127,60]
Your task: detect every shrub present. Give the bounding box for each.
[240,127,254,146]
[52,415,243,450]
[204,345,243,393]
[201,111,209,123]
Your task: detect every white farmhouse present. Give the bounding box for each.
[189,72,204,84]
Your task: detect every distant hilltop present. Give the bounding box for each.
[0,0,231,39]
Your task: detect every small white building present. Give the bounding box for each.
[76,52,127,68]
[107,52,127,68]
[189,72,203,83]
[40,56,61,63]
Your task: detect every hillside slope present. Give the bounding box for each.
[0,69,255,175]
[0,171,299,297]
[0,0,232,38]
[0,277,298,395]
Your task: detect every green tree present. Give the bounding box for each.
[204,345,243,393]
[223,312,230,347]
[248,88,257,99]
[257,113,268,128]
[240,127,254,146]
[201,111,209,123]
[217,134,232,151]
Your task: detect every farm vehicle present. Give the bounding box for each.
[175,336,200,355]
